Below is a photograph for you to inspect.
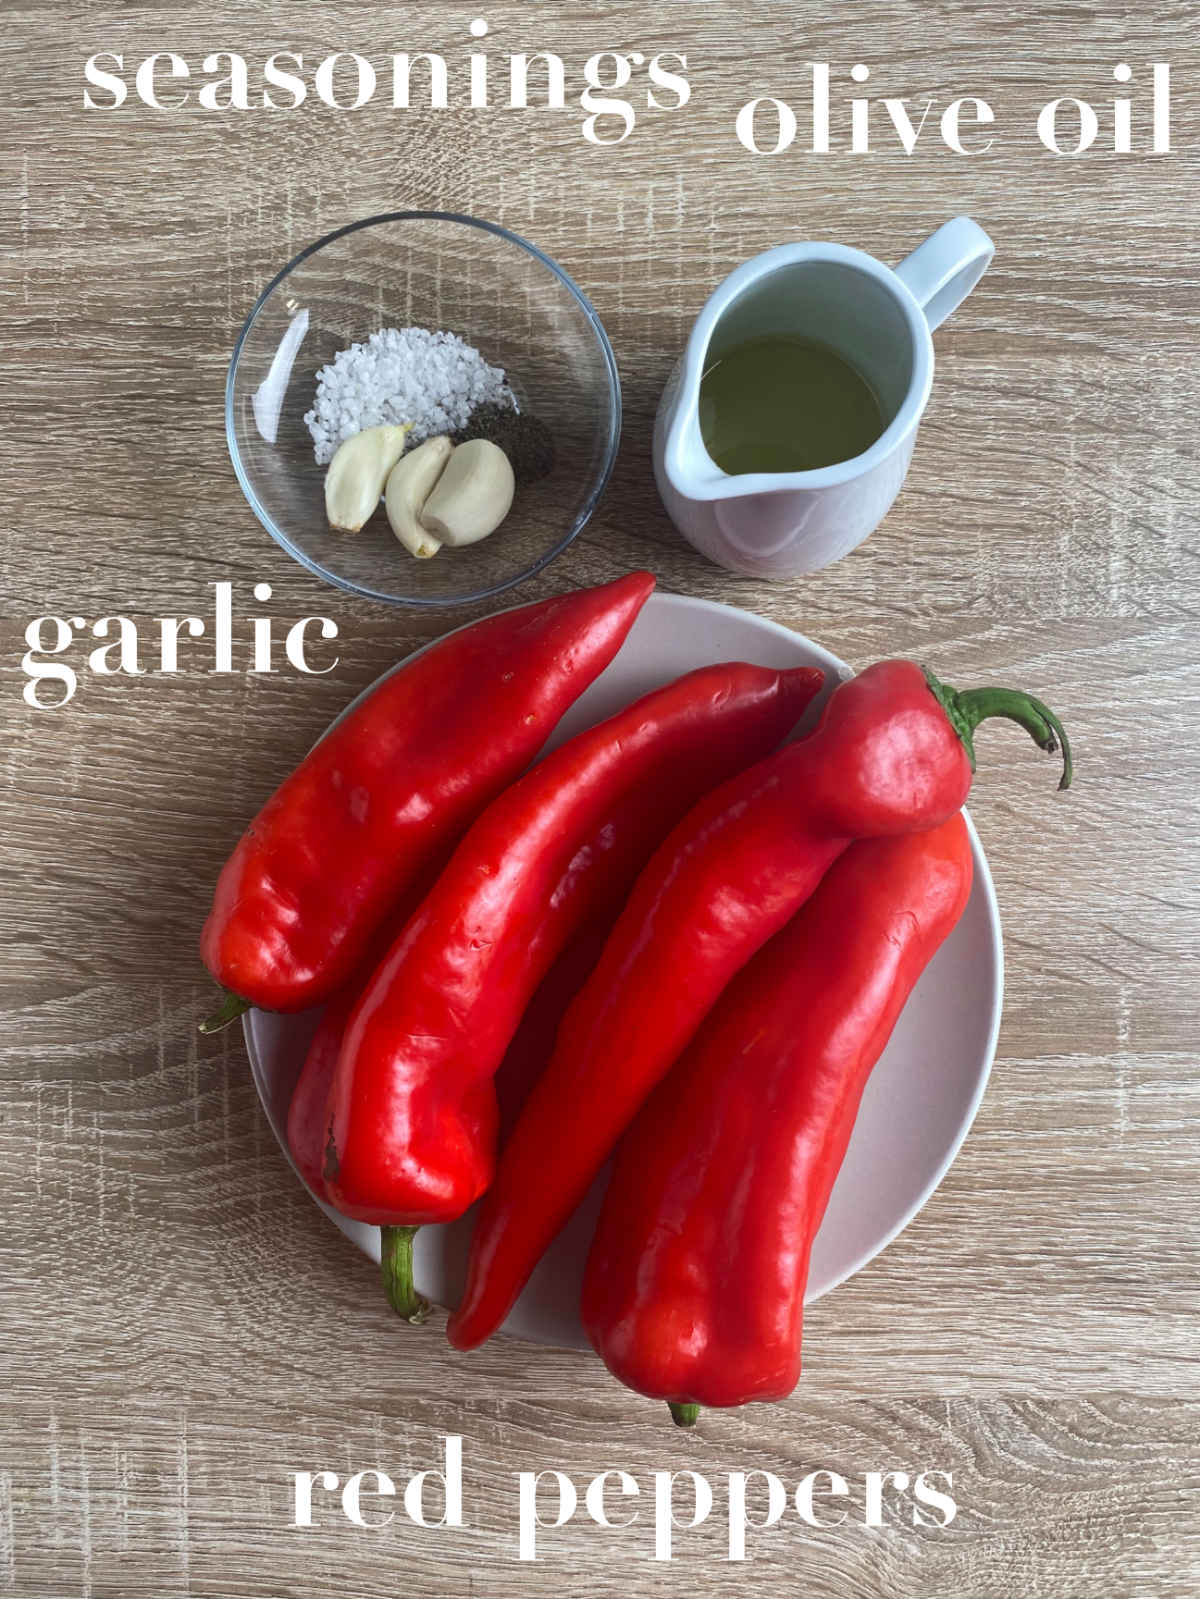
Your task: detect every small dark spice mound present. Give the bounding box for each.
[453,402,556,486]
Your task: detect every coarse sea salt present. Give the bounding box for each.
[304,326,517,465]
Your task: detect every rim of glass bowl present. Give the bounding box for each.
[225,210,623,609]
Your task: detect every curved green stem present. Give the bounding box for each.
[198,990,251,1034]
[381,1225,430,1324]
[669,1401,701,1429]
[923,668,1073,791]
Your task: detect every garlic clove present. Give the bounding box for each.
[419,438,515,548]
[324,424,412,533]
[384,435,452,559]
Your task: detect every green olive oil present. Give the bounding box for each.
[699,335,885,475]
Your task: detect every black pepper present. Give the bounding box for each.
[453,402,556,486]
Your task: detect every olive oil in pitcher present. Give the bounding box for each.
[699,335,885,476]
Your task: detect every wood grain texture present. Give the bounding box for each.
[2,3,1198,1594]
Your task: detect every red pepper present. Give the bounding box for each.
[286,996,352,1196]
[582,814,974,1425]
[285,922,621,1327]
[494,921,613,1143]
[323,660,823,1318]
[286,865,444,1197]
[448,661,1070,1349]
[199,572,654,1026]
[287,921,607,1199]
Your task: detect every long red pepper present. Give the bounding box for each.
[286,996,352,1198]
[494,921,614,1143]
[582,815,974,1425]
[286,859,446,1199]
[448,661,1070,1349]
[321,660,823,1317]
[285,921,610,1324]
[199,572,654,1026]
[290,996,446,1324]
[288,919,613,1196]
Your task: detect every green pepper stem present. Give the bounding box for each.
[923,668,1073,791]
[381,1225,430,1324]
[198,990,251,1034]
[669,1401,701,1429]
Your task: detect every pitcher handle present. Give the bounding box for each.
[895,217,994,331]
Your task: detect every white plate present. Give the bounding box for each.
[245,590,1003,1348]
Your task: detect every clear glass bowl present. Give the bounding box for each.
[226,212,621,607]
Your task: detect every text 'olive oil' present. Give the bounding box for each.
[699,335,885,476]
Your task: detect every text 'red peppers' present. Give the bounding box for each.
[199,571,654,1026]
[318,660,823,1317]
[583,814,974,1425]
[448,660,1071,1349]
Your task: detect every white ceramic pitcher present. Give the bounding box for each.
[653,217,994,578]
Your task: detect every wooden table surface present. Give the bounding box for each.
[3,4,1198,1595]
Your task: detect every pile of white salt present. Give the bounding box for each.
[304,327,517,466]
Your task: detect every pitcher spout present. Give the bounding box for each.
[659,382,726,502]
